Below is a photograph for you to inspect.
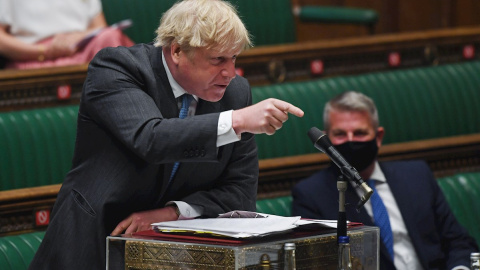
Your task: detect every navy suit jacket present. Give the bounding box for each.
[29,44,258,269]
[292,160,477,270]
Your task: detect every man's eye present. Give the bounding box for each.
[211,57,224,64]
[354,131,368,137]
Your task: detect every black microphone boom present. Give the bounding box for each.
[307,127,373,210]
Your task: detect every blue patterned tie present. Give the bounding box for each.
[169,94,193,181]
[368,179,394,260]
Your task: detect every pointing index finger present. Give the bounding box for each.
[273,99,304,118]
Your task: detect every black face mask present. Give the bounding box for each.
[333,137,379,172]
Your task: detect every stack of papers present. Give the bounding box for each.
[152,212,338,238]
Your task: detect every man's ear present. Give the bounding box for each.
[170,43,182,65]
[376,126,385,148]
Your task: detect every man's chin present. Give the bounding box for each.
[202,87,226,102]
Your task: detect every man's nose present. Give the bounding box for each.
[221,59,236,79]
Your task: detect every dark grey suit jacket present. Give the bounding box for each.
[292,160,478,270]
[29,44,258,270]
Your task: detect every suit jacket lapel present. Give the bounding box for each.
[381,163,416,231]
[148,46,181,195]
[151,45,179,119]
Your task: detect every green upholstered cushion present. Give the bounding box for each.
[256,195,293,217]
[437,172,480,247]
[0,231,45,270]
[0,106,78,190]
[299,6,378,25]
[252,61,480,159]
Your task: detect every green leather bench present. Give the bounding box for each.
[101,0,378,46]
[256,172,480,247]
[1,61,480,190]
[253,60,480,159]
[102,0,297,45]
[0,106,77,190]
[0,231,44,270]
[256,195,293,217]
[437,172,480,248]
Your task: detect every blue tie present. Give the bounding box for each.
[368,179,394,260]
[169,94,193,181]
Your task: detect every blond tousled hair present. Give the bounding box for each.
[154,0,252,55]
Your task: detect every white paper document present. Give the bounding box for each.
[152,212,338,238]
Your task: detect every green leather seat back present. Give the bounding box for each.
[101,0,296,46]
[256,195,293,216]
[0,106,78,190]
[0,231,45,270]
[252,61,480,159]
[299,6,378,25]
[228,0,296,46]
[437,172,480,246]
[101,0,178,44]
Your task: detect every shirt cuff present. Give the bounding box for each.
[217,110,241,147]
[167,201,202,220]
[451,266,470,270]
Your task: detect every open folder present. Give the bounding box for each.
[151,211,343,238]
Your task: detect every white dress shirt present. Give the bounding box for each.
[162,51,240,219]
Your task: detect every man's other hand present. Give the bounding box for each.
[111,206,178,236]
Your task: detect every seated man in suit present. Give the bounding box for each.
[29,1,304,269]
[292,91,477,270]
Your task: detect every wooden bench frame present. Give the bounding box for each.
[2,26,480,111]
[1,133,479,236]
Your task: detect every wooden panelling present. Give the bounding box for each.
[293,0,480,41]
[0,64,87,111]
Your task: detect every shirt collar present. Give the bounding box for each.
[161,50,198,101]
[370,161,387,183]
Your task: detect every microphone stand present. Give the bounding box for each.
[337,175,347,239]
[337,175,352,270]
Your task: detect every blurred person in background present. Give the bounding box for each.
[0,0,134,69]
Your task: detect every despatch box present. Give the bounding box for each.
[107,226,379,270]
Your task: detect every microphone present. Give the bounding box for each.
[307,127,373,210]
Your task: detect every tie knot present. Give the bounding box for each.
[182,94,193,107]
